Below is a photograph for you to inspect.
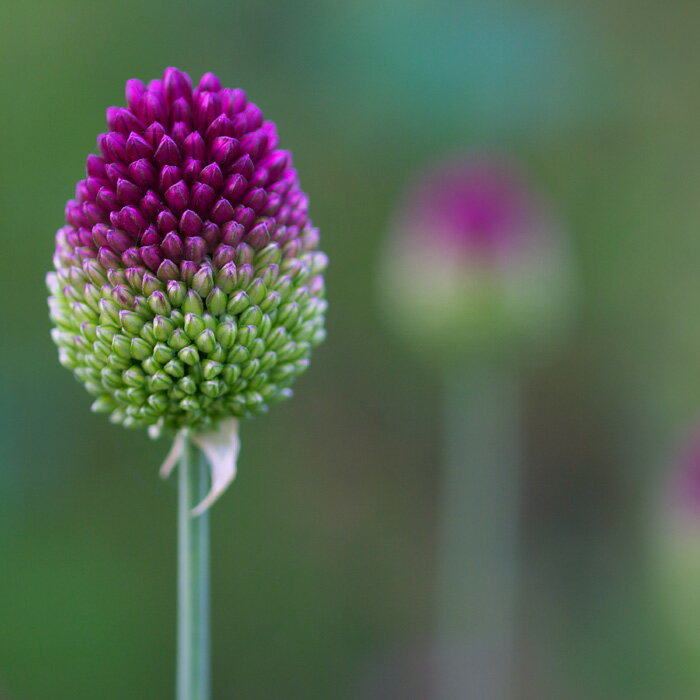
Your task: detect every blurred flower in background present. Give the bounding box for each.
[378,152,574,699]
[379,153,572,364]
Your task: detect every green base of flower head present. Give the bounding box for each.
[48,241,326,435]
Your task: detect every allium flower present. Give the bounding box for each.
[47,68,327,437]
[380,154,570,360]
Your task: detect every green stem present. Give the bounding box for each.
[435,365,521,700]
[177,434,211,700]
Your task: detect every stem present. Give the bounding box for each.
[435,365,521,700]
[177,434,211,700]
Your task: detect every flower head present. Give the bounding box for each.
[48,68,327,435]
[380,153,570,361]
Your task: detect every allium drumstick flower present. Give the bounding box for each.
[380,154,571,699]
[380,154,569,361]
[46,68,327,698]
[47,67,327,500]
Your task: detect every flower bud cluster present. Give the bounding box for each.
[48,68,326,433]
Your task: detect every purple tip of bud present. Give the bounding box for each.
[98,133,127,163]
[117,178,142,205]
[184,132,206,160]
[107,107,143,135]
[195,91,222,131]
[245,221,270,249]
[128,158,157,189]
[118,206,147,237]
[240,131,268,161]
[157,259,180,281]
[210,198,235,225]
[184,236,207,262]
[182,158,202,184]
[141,244,164,271]
[221,221,245,247]
[157,210,179,235]
[141,90,167,125]
[243,187,267,214]
[122,247,142,267]
[165,180,189,215]
[98,246,121,270]
[180,209,203,237]
[213,245,236,268]
[107,229,133,254]
[161,231,185,261]
[190,182,217,216]
[222,174,247,203]
[205,114,235,142]
[198,162,223,189]
[154,136,181,167]
[163,67,193,104]
[201,222,221,249]
[171,99,193,127]
[199,72,222,93]
[210,136,239,168]
[141,225,161,246]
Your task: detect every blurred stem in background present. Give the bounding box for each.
[436,366,521,700]
[178,436,211,700]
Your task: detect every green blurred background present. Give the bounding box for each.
[3,0,700,697]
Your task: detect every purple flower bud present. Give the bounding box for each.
[198,162,223,189]
[183,132,206,160]
[170,121,190,146]
[184,236,207,262]
[188,184,214,219]
[157,210,178,234]
[221,221,245,247]
[182,158,202,184]
[142,90,167,125]
[195,91,221,130]
[86,154,106,178]
[141,225,161,246]
[230,154,254,180]
[222,174,247,203]
[159,165,181,192]
[98,132,127,162]
[164,180,189,215]
[171,98,193,126]
[128,159,157,189]
[141,244,164,271]
[118,205,147,237]
[209,136,239,168]
[161,231,185,261]
[117,178,142,205]
[210,198,234,225]
[154,136,181,167]
[199,72,222,93]
[180,209,202,237]
[107,107,143,135]
[205,114,235,142]
[240,132,268,161]
[163,67,192,103]
[245,221,270,249]
[107,229,133,254]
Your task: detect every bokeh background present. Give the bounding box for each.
[3,0,700,698]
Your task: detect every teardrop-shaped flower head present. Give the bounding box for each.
[379,153,571,362]
[47,68,327,434]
